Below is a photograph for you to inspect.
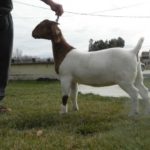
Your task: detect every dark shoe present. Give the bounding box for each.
[0,89,5,101]
[0,96,4,101]
[0,105,11,113]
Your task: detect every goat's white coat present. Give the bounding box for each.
[60,48,137,86]
[59,38,150,115]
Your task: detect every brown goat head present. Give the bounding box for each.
[32,19,61,43]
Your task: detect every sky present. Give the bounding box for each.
[12,0,150,58]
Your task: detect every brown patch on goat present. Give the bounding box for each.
[62,95,68,106]
[52,40,74,74]
[32,20,74,74]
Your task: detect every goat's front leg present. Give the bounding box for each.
[70,82,79,111]
[60,77,71,114]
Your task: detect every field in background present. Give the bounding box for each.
[0,79,150,150]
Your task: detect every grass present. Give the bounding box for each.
[0,79,150,150]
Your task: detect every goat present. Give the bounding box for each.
[32,19,150,116]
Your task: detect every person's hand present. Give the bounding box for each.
[49,1,64,16]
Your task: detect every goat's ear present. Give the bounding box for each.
[51,24,61,43]
[54,29,61,43]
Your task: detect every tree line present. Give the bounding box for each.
[89,37,125,52]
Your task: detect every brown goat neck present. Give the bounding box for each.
[52,40,74,74]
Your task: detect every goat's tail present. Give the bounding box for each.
[132,37,144,55]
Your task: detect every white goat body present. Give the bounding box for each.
[32,20,150,116]
[60,47,139,87]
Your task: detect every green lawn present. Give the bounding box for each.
[0,79,150,150]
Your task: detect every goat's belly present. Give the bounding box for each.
[74,74,116,87]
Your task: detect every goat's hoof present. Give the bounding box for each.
[72,106,79,112]
[128,111,139,117]
[60,104,68,114]
[73,108,79,112]
[143,108,150,115]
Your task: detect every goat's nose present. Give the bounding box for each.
[32,31,37,38]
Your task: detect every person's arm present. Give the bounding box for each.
[41,0,64,16]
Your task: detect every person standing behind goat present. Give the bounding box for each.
[0,0,63,112]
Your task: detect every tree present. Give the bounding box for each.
[89,39,94,51]
[12,48,23,63]
[12,48,23,60]
[89,37,125,52]
[117,37,125,47]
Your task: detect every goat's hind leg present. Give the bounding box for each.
[134,73,150,114]
[70,82,79,111]
[135,82,150,114]
[119,82,139,116]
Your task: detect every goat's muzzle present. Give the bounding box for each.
[32,30,39,39]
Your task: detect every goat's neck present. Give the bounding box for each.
[52,37,74,74]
